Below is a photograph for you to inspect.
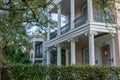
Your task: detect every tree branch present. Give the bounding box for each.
[0,7,27,11]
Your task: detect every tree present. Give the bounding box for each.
[93,0,120,27]
[0,0,54,62]
[3,45,31,64]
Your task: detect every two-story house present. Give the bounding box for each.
[46,0,120,66]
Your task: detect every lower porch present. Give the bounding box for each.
[47,33,118,66]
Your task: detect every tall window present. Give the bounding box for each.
[82,5,87,15]
[82,47,89,64]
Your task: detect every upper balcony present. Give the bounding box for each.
[48,0,116,40]
[50,13,116,40]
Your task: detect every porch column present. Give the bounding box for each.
[47,14,50,41]
[70,0,75,29]
[32,41,35,64]
[87,0,93,21]
[47,48,50,64]
[89,31,95,65]
[57,44,61,66]
[111,38,116,66]
[66,48,70,66]
[57,5,61,35]
[71,39,76,65]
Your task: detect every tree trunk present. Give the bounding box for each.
[0,49,4,63]
[0,48,4,80]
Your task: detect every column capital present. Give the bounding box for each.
[70,38,75,42]
[47,47,51,51]
[56,44,61,47]
[57,4,61,9]
[85,31,98,36]
[67,39,70,42]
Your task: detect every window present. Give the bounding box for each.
[82,47,89,64]
[82,4,87,15]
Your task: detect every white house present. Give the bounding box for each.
[45,0,120,66]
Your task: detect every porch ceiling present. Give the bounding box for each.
[60,33,109,49]
[49,0,87,15]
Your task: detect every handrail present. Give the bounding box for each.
[74,14,87,28]
[93,12,116,24]
[50,30,57,40]
[60,23,70,34]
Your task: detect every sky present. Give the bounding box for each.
[51,13,66,26]
[29,13,66,35]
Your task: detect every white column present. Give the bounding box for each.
[47,48,50,64]
[71,39,76,65]
[42,41,45,64]
[33,41,35,64]
[57,5,61,35]
[70,0,75,29]
[57,44,61,66]
[110,38,116,66]
[47,14,50,41]
[66,48,70,66]
[87,0,93,21]
[89,31,95,65]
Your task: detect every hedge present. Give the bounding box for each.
[3,64,120,80]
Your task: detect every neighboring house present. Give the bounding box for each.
[30,37,46,64]
[46,0,120,66]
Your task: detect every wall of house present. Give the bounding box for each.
[75,34,115,66]
[75,41,102,65]
[75,40,103,65]
[75,4,82,19]
[75,40,88,65]
[115,2,120,66]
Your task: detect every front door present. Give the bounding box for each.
[102,45,111,65]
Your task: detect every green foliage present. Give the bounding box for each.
[51,49,66,65]
[3,46,31,64]
[50,50,57,65]
[93,0,117,24]
[5,64,120,80]
[0,0,54,62]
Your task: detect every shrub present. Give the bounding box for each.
[4,64,120,80]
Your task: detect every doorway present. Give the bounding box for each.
[102,45,111,65]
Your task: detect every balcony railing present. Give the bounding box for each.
[74,14,87,28]
[60,23,70,35]
[50,15,87,40]
[50,12,116,40]
[50,30,57,40]
[50,23,70,39]
[94,12,116,24]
